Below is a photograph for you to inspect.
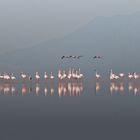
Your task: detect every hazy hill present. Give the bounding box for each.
[1,13,140,73]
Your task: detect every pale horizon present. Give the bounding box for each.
[0,0,140,53]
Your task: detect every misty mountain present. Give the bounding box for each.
[1,13,140,73]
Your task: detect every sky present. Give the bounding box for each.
[0,0,140,53]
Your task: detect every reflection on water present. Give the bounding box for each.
[110,81,140,96]
[0,80,140,96]
[0,84,16,95]
[128,82,139,96]
[44,87,48,96]
[58,82,83,97]
[21,84,27,96]
[110,82,125,95]
[35,83,40,96]
[95,82,101,94]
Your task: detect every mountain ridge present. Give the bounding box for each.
[0,13,140,73]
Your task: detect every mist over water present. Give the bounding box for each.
[0,71,140,139]
[1,13,140,139]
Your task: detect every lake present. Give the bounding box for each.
[0,72,140,140]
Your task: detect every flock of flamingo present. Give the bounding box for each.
[0,68,84,83]
[95,69,140,80]
[0,81,139,96]
[0,82,83,96]
[0,68,140,83]
[0,68,139,96]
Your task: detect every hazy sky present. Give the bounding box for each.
[0,0,140,53]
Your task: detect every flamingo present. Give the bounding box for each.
[72,69,76,79]
[128,73,133,79]
[50,72,54,80]
[20,72,27,82]
[61,56,65,59]
[3,73,11,82]
[114,75,120,80]
[119,73,125,78]
[67,68,72,79]
[35,72,40,82]
[75,70,79,79]
[10,73,16,80]
[110,69,119,80]
[95,70,101,80]
[64,70,67,79]
[74,70,82,79]
[44,72,48,80]
[93,55,102,59]
[110,69,115,80]
[0,73,4,80]
[133,72,139,79]
[72,69,80,79]
[78,68,84,79]
[28,75,32,81]
[58,70,62,80]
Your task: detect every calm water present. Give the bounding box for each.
[1,13,140,139]
[0,74,140,140]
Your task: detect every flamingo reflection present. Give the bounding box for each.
[35,83,40,95]
[58,81,83,97]
[95,82,101,94]
[120,83,124,92]
[3,84,11,95]
[128,82,139,96]
[44,87,48,96]
[50,87,54,96]
[22,84,27,96]
[128,82,133,92]
[35,72,40,83]
[0,84,16,95]
[110,82,125,95]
